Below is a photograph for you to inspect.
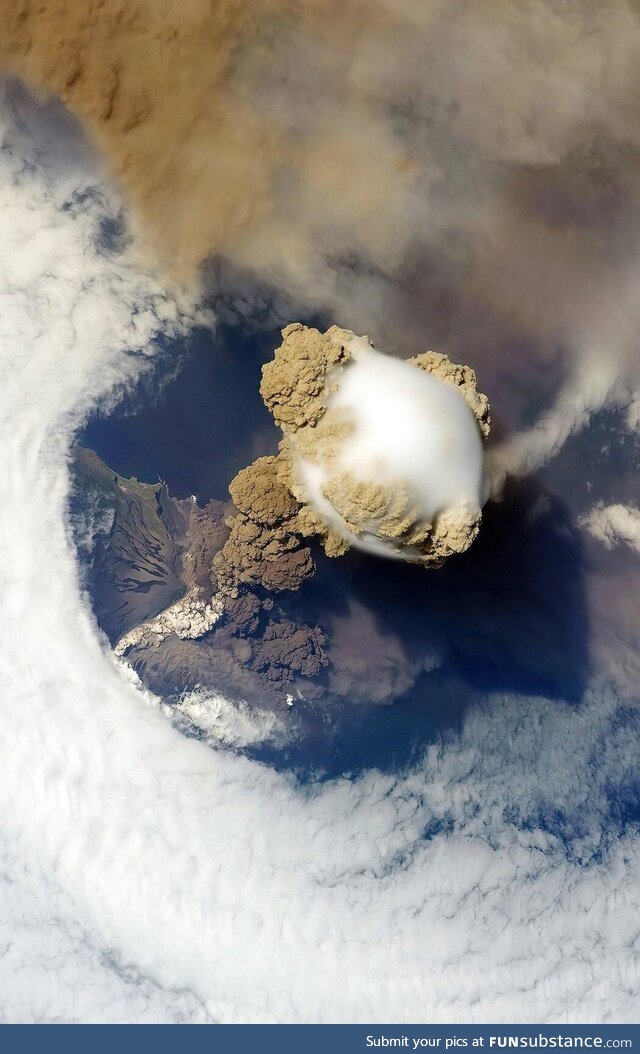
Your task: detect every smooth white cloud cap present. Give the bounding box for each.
[296,337,488,559]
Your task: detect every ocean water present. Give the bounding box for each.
[82,320,281,502]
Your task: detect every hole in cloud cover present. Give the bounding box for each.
[75,310,591,777]
[1,80,640,1026]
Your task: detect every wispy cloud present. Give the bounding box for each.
[580,502,640,554]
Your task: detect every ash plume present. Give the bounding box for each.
[0,4,637,327]
[111,321,490,701]
[4,0,640,483]
[224,323,491,574]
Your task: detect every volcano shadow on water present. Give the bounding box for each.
[313,476,590,705]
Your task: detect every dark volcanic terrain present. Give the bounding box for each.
[70,447,328,709]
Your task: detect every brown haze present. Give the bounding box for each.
[0,0,431,295]
[3,0,640,452]
[4,1,640,351]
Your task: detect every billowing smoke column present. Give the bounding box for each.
[113,325,490,686]
[264,325,490,566]
[124,322,492,669]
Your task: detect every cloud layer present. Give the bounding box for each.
[0,83,639,1023]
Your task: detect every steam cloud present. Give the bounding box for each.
[257,323,490,566]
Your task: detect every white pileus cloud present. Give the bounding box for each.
[298,337,488,562]
[0,83,639,1025]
